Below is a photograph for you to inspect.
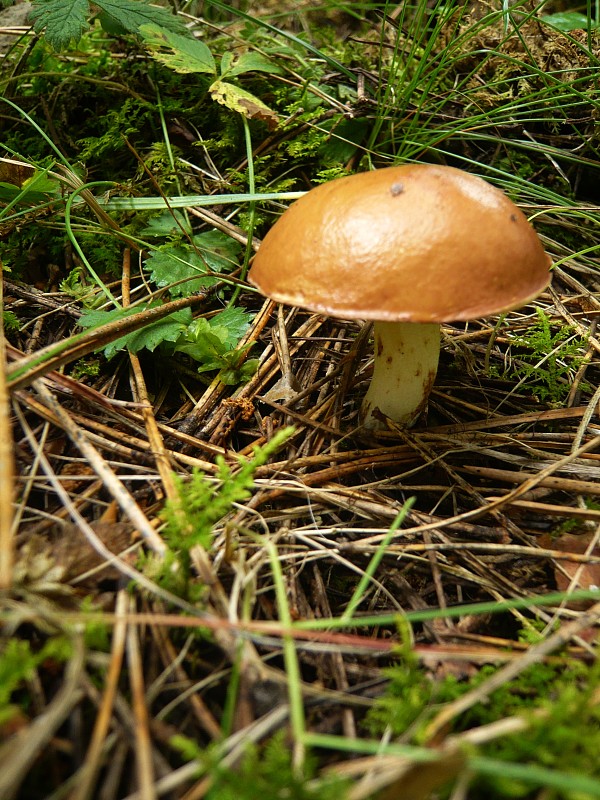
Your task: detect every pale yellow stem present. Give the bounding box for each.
[360,321,440,429]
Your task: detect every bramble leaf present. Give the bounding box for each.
[78,303,254,383]
[138,22,216,74]
[96,0,187,35]
[29,0,89,49]
[118,309,190,355]
[94,0,187,36]
[30,0,188,49]
[145,246,219,297]
[193,230,242,272]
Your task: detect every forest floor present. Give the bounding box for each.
[1,1,600,798]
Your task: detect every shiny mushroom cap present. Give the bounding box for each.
[249,164,551,322]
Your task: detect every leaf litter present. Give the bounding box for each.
[2,2,600,798]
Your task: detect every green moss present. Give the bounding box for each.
[367,635,600,798]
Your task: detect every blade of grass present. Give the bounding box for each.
[265,535,306,769]
[291,587,600,631]
[340,498,415,624]
[99,191,305,211]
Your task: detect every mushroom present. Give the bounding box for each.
[249,164,551,429]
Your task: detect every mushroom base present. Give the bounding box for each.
[360,321,440,429]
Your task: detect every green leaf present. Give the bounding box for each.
[209,80,279,128]
[139,22,216,74]
[0,182,51,204]
[208,305,254,346]
[219,356,259,386]
[95,0,188,36]
[29,0,90,49]
[140,210,191,238]
[97,11,129,36]
[145,246,218,297]
[220,51,234,76]
[174,307,254,370]
[0,164,57,205]
[318,118,371,166]
[30,0,188,48]
[174,317,229,370]
[220,51,282,78]
[541,11,597,31]
[121,311,190,355]
[79,305,191,359]
[144,233,240,298]
[192,229,242,270]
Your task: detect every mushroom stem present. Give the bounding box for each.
[360,321,440,429]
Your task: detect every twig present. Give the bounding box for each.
[68,591,129,800]
[127,595,157,800]
[0,274,14,589]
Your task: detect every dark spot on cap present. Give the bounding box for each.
[510,213,517,222]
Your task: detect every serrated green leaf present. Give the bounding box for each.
[97,11,129,36]
[207,305,254,346]
[221,51,282,78]
[173,307,254,372]
[209,80,278,128]
[139,22,216,74]
[30,0,187,48]
[145,247,215,297]
[95,0,188,36]
[144,232,241,298]
[140,210,191,238]
[120,311,190,355]
[79,305,191,359]
[79,306,139,359]
[29,0,90,49]
[192,230,242,270]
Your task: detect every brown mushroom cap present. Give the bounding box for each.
[249,165,551,323]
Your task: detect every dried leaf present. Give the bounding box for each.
[209,80,279,129]
[551,532,600,608]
